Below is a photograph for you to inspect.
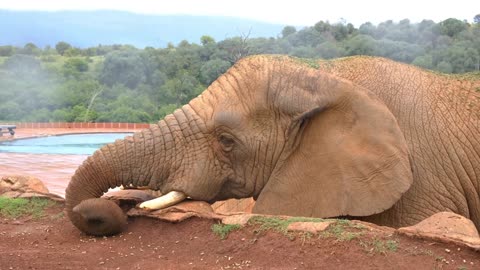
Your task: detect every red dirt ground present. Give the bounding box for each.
[1,202,479,270]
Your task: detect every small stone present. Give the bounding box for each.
[445,249,450,253]
[287,221,334,234]
[99,262,105,265]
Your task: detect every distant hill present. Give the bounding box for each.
[0,10,287,48]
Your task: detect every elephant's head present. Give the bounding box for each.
[66,55,413,236]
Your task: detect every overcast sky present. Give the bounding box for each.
[1,0,477,26]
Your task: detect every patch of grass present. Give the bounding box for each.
[320,219,363,241]
[360,238,399,255]
[0,197,55,219]
[211,223,242,240]
[248,216,326,235]
[50,211,65,220]
[385,240,398,252]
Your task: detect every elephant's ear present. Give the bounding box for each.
[253,68,413,218]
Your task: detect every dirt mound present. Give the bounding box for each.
[1,198,479,270]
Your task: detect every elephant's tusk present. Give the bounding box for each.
[138,191,187,210]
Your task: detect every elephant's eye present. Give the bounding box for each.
[219,134,235,152]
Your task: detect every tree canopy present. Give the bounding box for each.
[1,17,479,123]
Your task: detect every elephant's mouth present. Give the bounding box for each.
[138,191,187,210]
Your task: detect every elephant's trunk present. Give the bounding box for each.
[66,123,174,236]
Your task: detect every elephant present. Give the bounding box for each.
[66,55,480,236]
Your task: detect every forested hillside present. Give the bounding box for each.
[1,17,479,123]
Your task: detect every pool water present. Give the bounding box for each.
[0,133,132,155]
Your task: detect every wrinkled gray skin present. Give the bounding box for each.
[66,55,480,236]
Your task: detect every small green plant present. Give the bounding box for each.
[385,240,398,252]
[320,219,363,241]
[248,216,325,235]
[211,223,241,239]
[0,197,55,219]
[361,238,399,255]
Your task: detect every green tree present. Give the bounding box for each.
[63,57,89,78]
[474,14,480,24]
[281,26,297,38]
[437,61,453,73]
[0,46,15,56]
[439,18,468,37]
[316,41,345,59]
[218,35,252,63]
[161,72,203,106]
[100,50,146,89]
[200,35,216,46]
[3,54,42,78]
[412,55,434,69]
[20,43,40,56]
[344,35,376,56]
[314,21,332,33]
[0,101,24,121]
[359,22,376,36]
[64,47,82,57]
[200,59,231,85]
[55,41,72,55]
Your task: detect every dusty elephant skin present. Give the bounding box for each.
[65,55,480,236]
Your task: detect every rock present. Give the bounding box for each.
[287,221,334,234]
[1,191,23,198]
[0,175,49,196]
[212,198,255,214]
[127,200,222,222]
[0,175,64,201]
[398,212,480,250]
[222,214,258,226]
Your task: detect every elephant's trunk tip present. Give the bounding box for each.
[70,198,127,236]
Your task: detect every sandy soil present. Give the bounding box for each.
[1,202,479,270]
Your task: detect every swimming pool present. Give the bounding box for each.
[0,133,132,155]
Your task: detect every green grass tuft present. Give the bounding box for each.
[320,219,364,241]
[385,240,399,252]
[360,238,399,254]
[211,223,242,239]
[248,216,328,237]
[0,197,56,219]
